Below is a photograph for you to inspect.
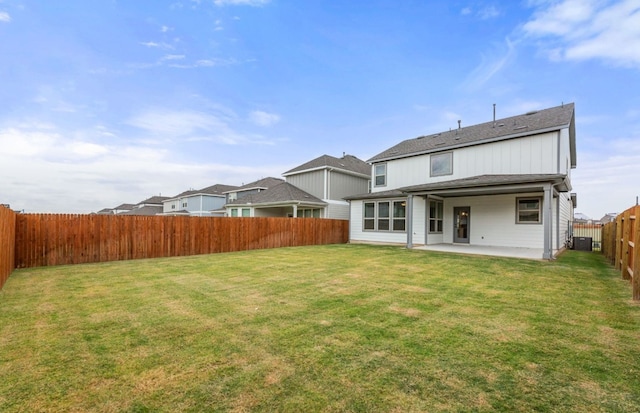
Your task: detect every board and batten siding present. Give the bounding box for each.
[286,170,325,199]
[326,201,350,220]
[375,131,562,193]
[441,193,545,248]
[329,172,369,201]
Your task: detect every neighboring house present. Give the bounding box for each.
[162,184,239,216]
[223,177,286,217]
[121,196,169,216]
[225,181,327,218]
[599,213,618,224]
[346,103,577,259]
[113,203,135,214]
[573,212,591,223]
[282,154,371,220]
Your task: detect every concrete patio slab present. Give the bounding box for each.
[414,244,546,260]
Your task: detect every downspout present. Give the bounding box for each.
[543,183,553,259]
[406,194,414,249]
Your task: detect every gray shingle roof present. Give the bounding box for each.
[121,205,163,216]
[137,196,170,205]
[283,154,370,176]
[228,177,285,193]
[369,103,575,163]
[169,183,239,199]
[227,182,326,206]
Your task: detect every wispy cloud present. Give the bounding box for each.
[460,5,501,19]
[249,110,280,127]
[213,0,270,6]
[461,38,517,90]
[140,41,175,50]
[523,0,640,68]
[0,11,10,23]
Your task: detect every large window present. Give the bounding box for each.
[297,208,322,218]
[516,197,541,224]
[241,208,251,217]
[430,152,453,177]
[363,200,405,232]
[429,200,443,233]
[230,208,238,217]
[374,164,387,187]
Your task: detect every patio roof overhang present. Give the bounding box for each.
[399,174,570,198]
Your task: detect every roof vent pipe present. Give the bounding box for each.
[458,120,461,129]
[493,103,496,127]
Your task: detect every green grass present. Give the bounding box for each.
[1,245,639,412]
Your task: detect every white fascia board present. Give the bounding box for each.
[282,166,369,179]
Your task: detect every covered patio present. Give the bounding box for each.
[415,243,548,260]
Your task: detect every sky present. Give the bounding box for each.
[0,0,639,219]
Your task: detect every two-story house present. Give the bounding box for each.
[346,103,577,259]
[282,154,370,220]
[162,184,238,216]
[224,154,370,219]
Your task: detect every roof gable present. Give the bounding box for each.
[225,177,285,193]
[369,103,575,163]
[283,154,370,177]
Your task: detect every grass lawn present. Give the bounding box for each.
[1,244,639,412]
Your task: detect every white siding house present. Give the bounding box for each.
[347,103,577,259]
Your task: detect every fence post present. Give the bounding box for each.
[633,206,639,301]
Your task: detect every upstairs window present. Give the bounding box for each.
[517,197,542,224]
[374,164,387,187]
[430,152,453,177]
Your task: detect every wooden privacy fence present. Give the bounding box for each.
[602,205,640,300]
[13,214,349,270]
[0,206,16,290]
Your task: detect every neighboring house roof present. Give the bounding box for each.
[166,184,239,200]
[282,154,370,177]
[225,177,285,193]
[137,196,170,205]
[96,208,115,215]
[120,205,163,216]
[344,189,405,201]
[226,182,326,207]
[369,103,576,165]
[574,212,591,221]
[114,203,135,210]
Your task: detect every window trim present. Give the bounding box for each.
[363,199,406,232]
[374,163,387,187]
[516,197,542,224]
[430,152,453,177]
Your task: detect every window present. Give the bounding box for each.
[364,202,375,230]
[429,200,443,233]
[374,164,387,187]
[182,202,188,208]
[363,200,405,232]
[241,208,251,217]
[171,205,175,210]
[296,208,322,218]
[430,152,453,177]
[392,201,406,231]
[230,208,238,217]
[517,197,541,224]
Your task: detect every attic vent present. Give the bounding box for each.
[432,133,441,138]
[497,123,505,127]
[525,110,538,115]
[435,142,446,146]
[514,125,528,130]
[389,150,398,154]
[417,135,427,140]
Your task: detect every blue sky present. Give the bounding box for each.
[1,0,639,219]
